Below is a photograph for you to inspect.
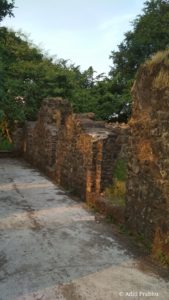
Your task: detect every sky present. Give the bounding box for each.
[2,0,145,75]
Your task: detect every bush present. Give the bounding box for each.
[0,136,13,151]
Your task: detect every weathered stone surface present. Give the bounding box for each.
[12,56,169,266]
[55,113,118,202]
[20,97,129,204]
[1,158,168,300]
[126,56,169,264]
[22,98,71,174]
[12,127,24,154]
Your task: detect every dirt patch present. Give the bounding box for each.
[59,283,83,300]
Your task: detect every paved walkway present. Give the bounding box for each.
[0,158,168,300]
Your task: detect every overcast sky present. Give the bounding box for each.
[2,0,145,75]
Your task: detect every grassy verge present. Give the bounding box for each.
[105,158,127,207]
[0,136,13,151]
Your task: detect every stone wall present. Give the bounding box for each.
[12,128,24,154]
[126,54,169,263]
[13,53,169,265]
[21,97,128,203]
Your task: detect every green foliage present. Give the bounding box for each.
[113,159,127,181]
[0,28,45,129]
[0,0,15,22]
[0,27,126,137]
[109,0,169,115]
[110,0,169,80]
[0,135,13,150]
[2,0,169,136]
[105,180,126,207]
[105,159,127,207]
[156,250,169,265]
[0,29,93,132]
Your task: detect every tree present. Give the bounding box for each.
[110,0,169,80]
[0,28,109,141]
[0,0,15,22]
[106,0,169,121]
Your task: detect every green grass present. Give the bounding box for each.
[0,137,13,151]
[105,180,126,207]
[105,159,127,207]
[155,250,169,266]
[113,159,127,181]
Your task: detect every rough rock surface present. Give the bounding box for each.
[21,98,128,204]
[126,54,169,263]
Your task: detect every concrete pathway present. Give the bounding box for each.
[0,158,168,300]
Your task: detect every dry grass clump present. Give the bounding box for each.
[144,49,169,89]
[153,69,169,89]
[105,180,126,207]
[145,49,169,67]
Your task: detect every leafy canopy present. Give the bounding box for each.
[0,0,15,22]
[105,0,169,122]
[110,0,169,80]
[2,0,169,143]
[0,28,109,140]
